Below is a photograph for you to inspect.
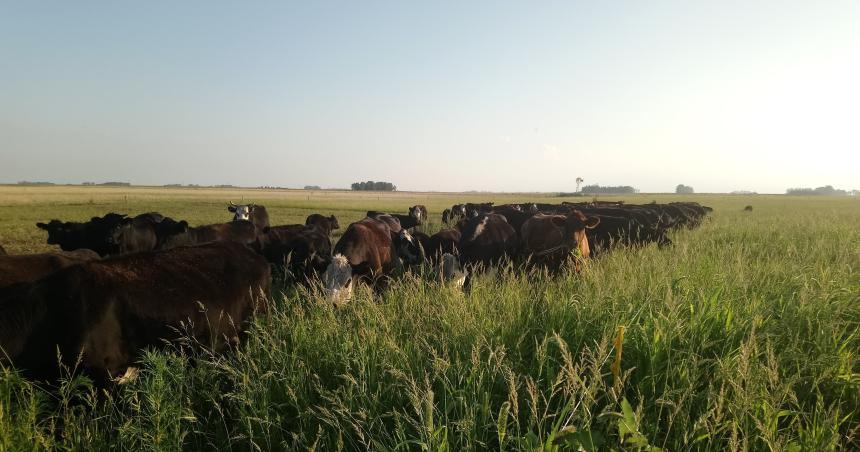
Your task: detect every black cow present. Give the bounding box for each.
[409,205,428,225]
[110,213,188,254]
[159,220,258,249]
[36,213,128,256]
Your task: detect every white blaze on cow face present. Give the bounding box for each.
[323,254,353,305]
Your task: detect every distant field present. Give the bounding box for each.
[1,186,859,450]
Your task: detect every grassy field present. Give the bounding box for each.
[1,186,859,450]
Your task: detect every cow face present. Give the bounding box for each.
[328,215,340,230]
[36,220,72,245]
[228,203,255,221]
[323,254,353,305]
[394,230,425,266]
[408,206,425,224]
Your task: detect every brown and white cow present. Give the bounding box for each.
[323,217,424,304]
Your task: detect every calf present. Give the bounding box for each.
[0,241,271,383]
[323,218,424,304]
[0,249,100,288]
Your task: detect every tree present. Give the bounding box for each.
[675,184,694,194]
[581,184,638,194]
[350,180,396,192]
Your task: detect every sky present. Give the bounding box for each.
[1,1,858,193]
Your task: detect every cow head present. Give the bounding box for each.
[408,205,425,224]
[228,202,256,221]
[394,229,425,266]
[561,211,600,263]
[36,220,74,245]
[436,252,467,287]
[328,215,340,230]
[323,254,353,305]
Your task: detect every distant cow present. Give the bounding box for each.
[520,210,600,272]
[744,205,753,212]
[36,213,128,256]
[409,205,428,225]
[159,220,258,249]
[464,202,494,218]
[0,249,100,288]
[323,217,424,304]
[0,241,270,383]
[305,214,340,235]
[228,203,270,232]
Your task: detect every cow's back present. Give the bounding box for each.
[0,250,100,288]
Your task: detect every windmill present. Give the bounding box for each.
[575,177,584,192]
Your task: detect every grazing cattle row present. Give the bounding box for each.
[4,200,710,384]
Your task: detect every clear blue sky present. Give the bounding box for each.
[2,1,858,193]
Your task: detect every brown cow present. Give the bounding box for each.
[323,217,424,304]
[0,241,270,383]
[520,210,600,272]
[0,249,100,288]
[426,228,461,263]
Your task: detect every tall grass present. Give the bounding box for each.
[1,192,858,450]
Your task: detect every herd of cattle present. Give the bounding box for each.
[0,200,710,383]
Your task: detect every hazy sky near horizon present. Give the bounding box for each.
[2,1,858,193]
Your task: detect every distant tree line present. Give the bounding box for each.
[17,181,55,186]
[786,185,852,196]
[304,185,322,190]
[351,181,396,191]
[581,184,638,194]
[675,184,694,194]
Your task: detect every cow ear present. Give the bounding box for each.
[585,216,601,229]
[227,206,236,212]
[551,216,566,227]
[36,222,48,230]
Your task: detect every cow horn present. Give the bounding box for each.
[228,201,237,207]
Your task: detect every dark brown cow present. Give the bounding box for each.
[159,220,258,249]
[323,218,424,304]
[0,241,270,383]
[305,214,340,235]
[261,226,332,282]
[0,249,100,288]
[426,228,461,262]
[520,210,600,272]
